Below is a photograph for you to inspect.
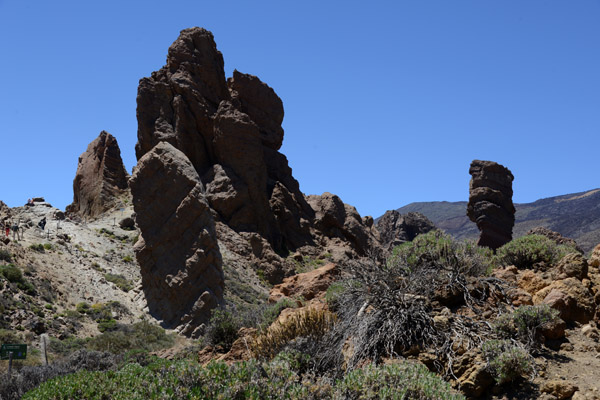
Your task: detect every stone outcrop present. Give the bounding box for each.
[129,142,224,337]
[467,160,515,250]
[132,27,380,335]
[66,131,129,219]
[376,210,436,251]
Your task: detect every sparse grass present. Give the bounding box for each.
[0,264,36,295]
[29,244,45,253]
[494,304,560,349]
[121,255,133,263]
[104,273,134,292]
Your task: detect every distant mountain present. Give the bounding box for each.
[388,189,600,253]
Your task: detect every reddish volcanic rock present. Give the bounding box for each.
[66,131,129,218]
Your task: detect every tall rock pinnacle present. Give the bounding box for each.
[467,160,515,250]
[66,131,129,218]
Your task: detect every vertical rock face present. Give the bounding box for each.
[376,211,437,251]
[135,27,315,253]
[66,131,129,218]
[132,27,380,335]
[129,142,224,337]
[467,160,515,250]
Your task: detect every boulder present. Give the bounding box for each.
[376,210,436,251]
[129,142,224,337]
[467,160,515,250]
[534,278,596,324]
[555,253,588,281]
[269,263,340,303]
[589,243,600,268]
[66,131,129,218]
[541,380,579,400]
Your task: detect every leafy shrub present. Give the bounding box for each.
[121,255,133,263]
[494,304,560,348]
[0,249,11,262]
[23,358,463,400]
[496,234,577,270]
[76,302,91,314]
[104,273,134,292]
[389,230,494,276]
[87,320,174,354]
[325,282,346,308]
[482,340,534,384]
[42,243,53,251]
[338,362,464,399]
[28,244,45,253]
[0,264,36,295]
[1,350,120,400]
[0,264,23,283]
[251,307,337,359]
[203,309,240,351]
[0,329,21,344]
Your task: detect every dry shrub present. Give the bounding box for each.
[251,307,337,359]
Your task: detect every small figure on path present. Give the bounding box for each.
[4,221,10,237]
[12,222,20,241]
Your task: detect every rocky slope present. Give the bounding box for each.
[389,188,600,253]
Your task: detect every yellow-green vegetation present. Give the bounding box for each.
[121,255,134,263]
[495,234,579,269]
[22,357,464,400]
[104,273,134,292]
[251,308,337,359]
[28,244,45,253]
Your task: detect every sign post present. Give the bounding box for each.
[1,344,27,374]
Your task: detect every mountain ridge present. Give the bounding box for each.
[386,188,600,253]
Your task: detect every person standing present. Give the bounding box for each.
[4,221,9,238]
[12,222,20,241]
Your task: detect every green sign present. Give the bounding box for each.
[1,344,27,360]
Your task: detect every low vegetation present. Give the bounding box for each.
[495,234,579,269]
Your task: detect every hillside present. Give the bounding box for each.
[392,189,600,253]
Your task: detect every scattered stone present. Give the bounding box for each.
[541,380,578,400]
[556,253,588,281]
[466,160,515,250]
[118,217,135,230]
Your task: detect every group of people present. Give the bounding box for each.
[1,220,21,241]
[1,216,47,241]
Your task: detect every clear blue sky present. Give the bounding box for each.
[1,1,599,218]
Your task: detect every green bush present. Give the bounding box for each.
[87,320,174,354]
[0,264,23,283]
[494,304,560,348]
[0,264,35,295]
[389,230,494,276]
[495,234,577,269]
[325,282,346,308]
[28,244,45,253]
[338,362,465,399]
[104,273,134,292]
[42,243,53,251]
[24,358,464,400]
[482,340,534,384]
[0,249,11,262]
[204,309,240,351]
[259,298,297,329]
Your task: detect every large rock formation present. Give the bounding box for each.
[129,142,224,337]
[66,131,129,218]
[132,27,380,335]
[376,210,437,251]
[467,160,515,250]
